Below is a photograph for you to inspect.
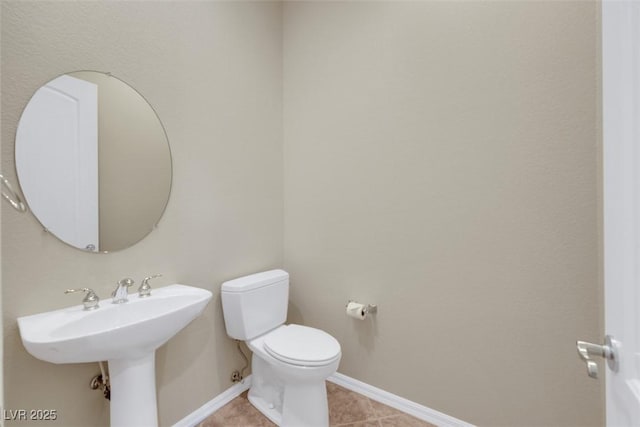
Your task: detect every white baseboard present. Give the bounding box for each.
[172,372,473,427]
[172,375,252,427]
[328,372,475,427]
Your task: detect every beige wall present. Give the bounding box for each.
[283,2,602,426]
[1,1,282,426]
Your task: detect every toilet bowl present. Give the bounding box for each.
[221,270,341,427]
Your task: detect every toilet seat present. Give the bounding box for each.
[263,324,341,367]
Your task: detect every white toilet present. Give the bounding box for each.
[221,269,341,427]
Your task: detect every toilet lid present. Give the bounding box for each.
[263,325,341,366]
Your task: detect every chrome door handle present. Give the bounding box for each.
[576,335,618,379]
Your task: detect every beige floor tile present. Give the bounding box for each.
[327,383,376,425]
[333,420,382,427]
[198,391,276,427]
[368,399,403,418]
[198,382,435,427]
[378,414,437,427]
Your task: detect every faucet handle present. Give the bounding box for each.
[65,288,100,311]
[138,274,162,298]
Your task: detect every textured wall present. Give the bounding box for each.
[1,2,282,426]
[283,2,602,426]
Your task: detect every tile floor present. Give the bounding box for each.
[198,381,436,427]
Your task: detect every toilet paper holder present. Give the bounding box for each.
[347,300,378,315]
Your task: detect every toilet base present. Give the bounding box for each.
[248,352,336,427]
[248,390,283,426]
[281,381,329,427]
[248,380,329,427]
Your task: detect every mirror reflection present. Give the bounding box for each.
[15,71,172,253]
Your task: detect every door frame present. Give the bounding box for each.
[602,1,640,425]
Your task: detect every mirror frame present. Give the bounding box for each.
[14,70,173,253]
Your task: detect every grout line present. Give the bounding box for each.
[366,395,393,419]
[364,395,376,419]
[331,418,384,427]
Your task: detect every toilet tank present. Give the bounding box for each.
[221,269,289,340]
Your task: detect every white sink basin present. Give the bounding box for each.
[18,284,212,364]
[17,284,212,427]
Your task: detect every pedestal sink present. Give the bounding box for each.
[17,284,213,427]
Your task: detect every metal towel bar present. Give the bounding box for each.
[0,173,26,212]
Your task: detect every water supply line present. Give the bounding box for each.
[231,340,249,383]
[99,361,108,385]
[90,362,111,400]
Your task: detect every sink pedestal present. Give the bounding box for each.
[109,353,157,427]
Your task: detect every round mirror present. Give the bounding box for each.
[15,71,172,253]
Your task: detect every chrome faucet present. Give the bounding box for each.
[138,274,162,298]
[65,288,100,310]
[112,278,135,304]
